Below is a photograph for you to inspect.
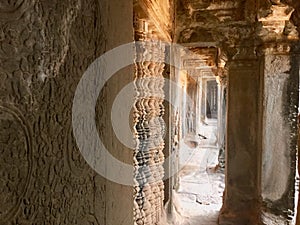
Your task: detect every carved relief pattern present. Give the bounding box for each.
[0,105,32,223]
[257,1,298,42]
[133,30,165,225]
[0,0,105,224]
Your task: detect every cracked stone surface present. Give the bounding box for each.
[161,142,225,225]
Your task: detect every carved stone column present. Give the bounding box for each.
[133,19,166,225]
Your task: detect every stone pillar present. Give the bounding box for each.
[217,74,227,170]
[195,77,201,136]
[260,43,299,224]
[133,20,166,225]
[219,42,300,225]
[219,45,263,225]
[218,2,300,224]
[257,3,300,223]
[170,46,182,193]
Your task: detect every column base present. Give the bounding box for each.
[219,207,262,225]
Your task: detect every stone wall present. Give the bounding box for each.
[0,0,134,224]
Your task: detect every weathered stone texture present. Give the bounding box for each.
[262,54,294,202]
[133,1,172,223]
[0,0,134,224]
[261,48,299,223]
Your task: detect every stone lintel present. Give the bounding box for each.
[134,0,172,42]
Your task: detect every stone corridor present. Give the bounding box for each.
[1,0,300,225]
[170,142,225,225]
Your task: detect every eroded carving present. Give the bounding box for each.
[0,105,32,223]
[133,24,166,224]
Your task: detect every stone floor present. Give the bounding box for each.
[162,141,225,225]
[173,168,225,225]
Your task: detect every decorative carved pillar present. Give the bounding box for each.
[133,19,166,225]
[219,45,263,225]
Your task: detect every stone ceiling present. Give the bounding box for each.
[175,0,299,46]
